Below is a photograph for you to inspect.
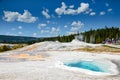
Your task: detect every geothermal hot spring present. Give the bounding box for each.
[64,61,105,72]
[56,59,119,76]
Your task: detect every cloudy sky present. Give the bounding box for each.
[0,0,120,37]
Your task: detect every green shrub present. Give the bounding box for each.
[0,45,11,52]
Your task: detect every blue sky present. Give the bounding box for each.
[0,0,120,37]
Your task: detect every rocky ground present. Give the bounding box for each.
[0,40,120,80]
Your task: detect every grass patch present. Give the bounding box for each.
[75,46,120,53]
[0,44,27,52]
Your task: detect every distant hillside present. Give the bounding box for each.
[0,35,38,43]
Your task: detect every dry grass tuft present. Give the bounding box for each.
[75,46,120,53]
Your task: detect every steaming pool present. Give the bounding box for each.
[64,61,105,72]
[56,59,119,76]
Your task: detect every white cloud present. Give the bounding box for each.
[90,12,96,16]
[69,5,74,8]
[100,11,106,15]
[6,32,17,36]
[38,23,47,29]
[55,2,67,15]
[105,3,109,7]
[42,9,50,19]
[33,33,37,37]
[85,9,92,14]
[55,2,89,15]
[18,26,22,29]
[77,3,89,14]
[64,25,68,28]
[41,30,50,33]
[6,32,10,35]
[17,10,37,23]
[18,32,22,34]
[65,9,76,15]
[71,21,84,27]
[40,26,60,35]
[89,9,93,12]
[70,21,84,32]
[3,10,37,23]
[51,27,60,33]
[108,8,112,12]
[67,31,78,35]
[71,27,80,31]
[3,11,19,22]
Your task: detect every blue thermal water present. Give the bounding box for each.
[64,61,105,72]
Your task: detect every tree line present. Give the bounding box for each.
[39,27,120,44]
[0,27,119,44]
[82,27,120,43]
